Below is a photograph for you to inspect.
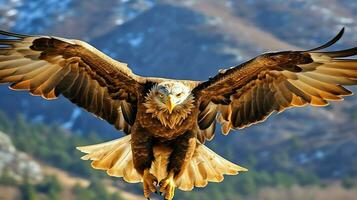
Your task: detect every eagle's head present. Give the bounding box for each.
[144,81,195,128]
[151,81,191,114]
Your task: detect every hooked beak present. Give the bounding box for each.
[166,95,176,114]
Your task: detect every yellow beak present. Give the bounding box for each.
[167,95,176,114]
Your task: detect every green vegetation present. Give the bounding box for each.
[20,181,38,200]
[177,170,322,200]
[11,175,122,200]
[36,176,62,200]
[0,111,124,199]
[0,170,18,186]
[342,178,357,189]
[73,178,122,200]
[0,112,104,179]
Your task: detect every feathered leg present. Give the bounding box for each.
[159,131,196,200]
[131,127,157,199]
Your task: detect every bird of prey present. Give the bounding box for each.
[1,28,357,200]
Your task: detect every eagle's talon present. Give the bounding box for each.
[143,169,158,199]
[159,172,176,200]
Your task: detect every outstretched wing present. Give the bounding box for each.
[0,30,145,133]
[193,28,357,139]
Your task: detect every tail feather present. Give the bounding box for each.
[175,144,247,191]
[77,135,142,183]
[77,135,247,191]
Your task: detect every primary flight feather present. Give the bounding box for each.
[1,28,357,200]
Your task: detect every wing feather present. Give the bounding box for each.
[194,28,357,135]
[0,30,146,134]
[55,63,79,95]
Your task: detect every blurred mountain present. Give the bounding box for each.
[230,0,357,47]
[0,0,357,183]
[0,0,155,37]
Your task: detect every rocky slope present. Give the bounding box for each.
[0,131,43,182]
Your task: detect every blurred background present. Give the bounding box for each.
[0,0,357,199]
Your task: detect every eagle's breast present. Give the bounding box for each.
[137,100,198,140]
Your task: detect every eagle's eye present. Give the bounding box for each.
[176,92,183,98]
[159,93,164,98]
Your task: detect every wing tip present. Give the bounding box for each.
[0,30,30,38]
[306,27,345,52]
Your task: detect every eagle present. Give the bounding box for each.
[1,28,357,200]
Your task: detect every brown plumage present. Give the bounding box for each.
[1,28,357,200]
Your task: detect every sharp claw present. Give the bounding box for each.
[143,170,158,199]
